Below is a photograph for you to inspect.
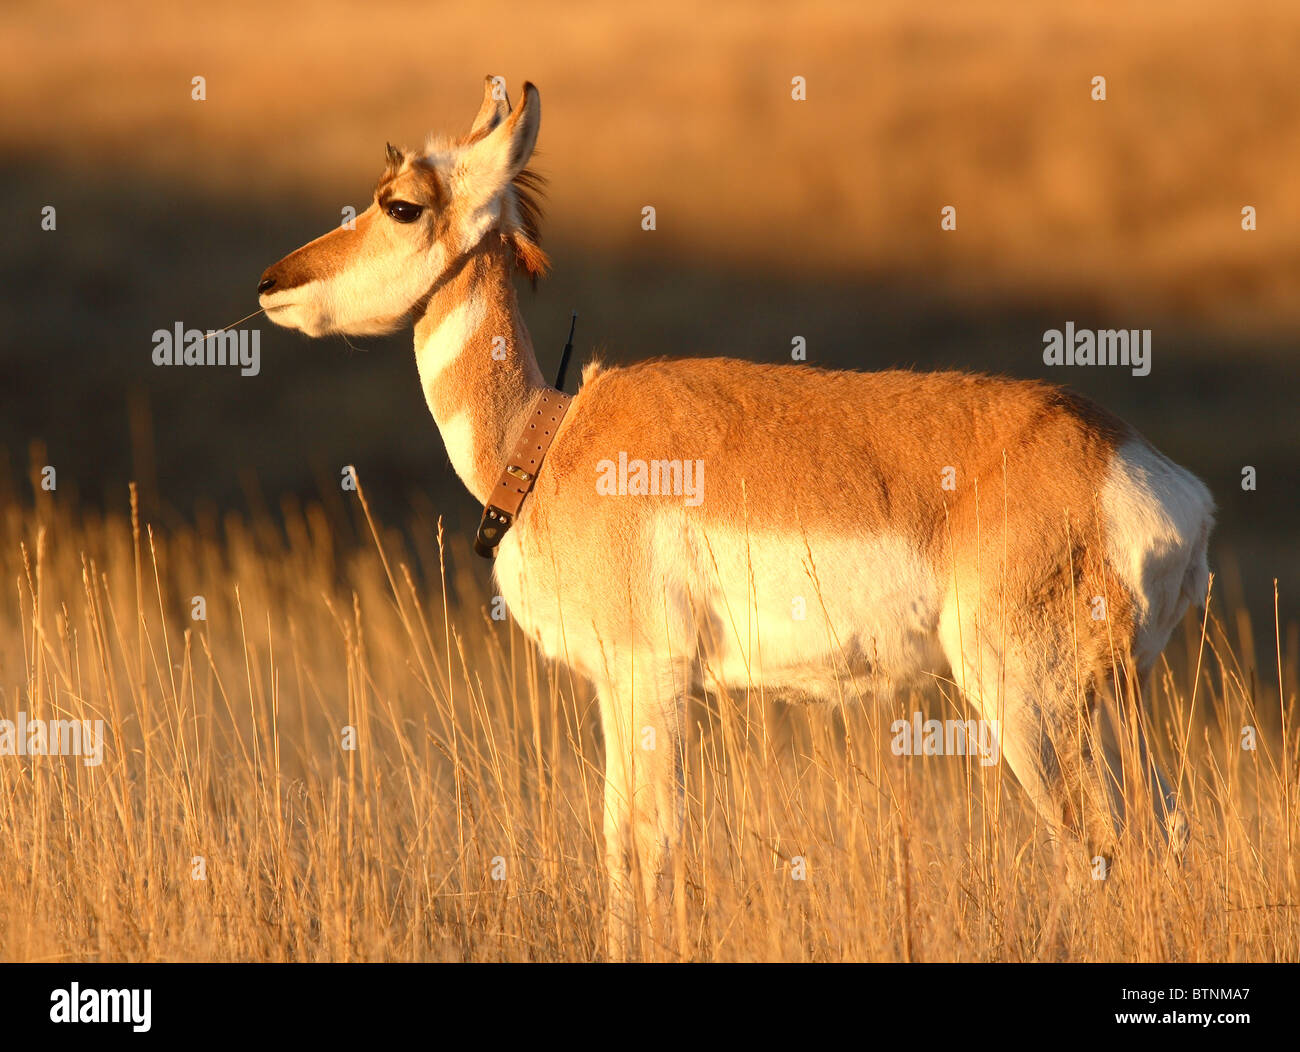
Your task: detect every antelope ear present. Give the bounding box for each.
[459,82,540,204]
[468,75,511,140]
[384,142,404,175]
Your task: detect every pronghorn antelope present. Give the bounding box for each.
[259,78,1215,956]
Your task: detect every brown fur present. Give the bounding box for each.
[260,209,378,291]
[413,236,546,502]
[534,358,1137,682]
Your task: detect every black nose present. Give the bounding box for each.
[257,276,276,294]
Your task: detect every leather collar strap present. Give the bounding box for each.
[474,388,573,558]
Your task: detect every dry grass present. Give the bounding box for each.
[1,0,1295,964]
[0,470,1295,962]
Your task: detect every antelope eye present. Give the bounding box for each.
[385,200,423,223]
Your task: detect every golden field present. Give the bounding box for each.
[0,0,1297,961]
[1,0,1294,616]
[0,477,1294,961]
[5,0,1300,324]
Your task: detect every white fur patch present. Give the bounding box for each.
[413,296,487,411]
[676,523,944,700]
[493,514,944,702]
[261,236,447,338]
[437,410,478,490]
[260,280,329,336]
[1101,438,1214,668]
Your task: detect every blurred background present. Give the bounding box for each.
[1,0,1296,631]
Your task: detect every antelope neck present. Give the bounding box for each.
[412,237,548,506]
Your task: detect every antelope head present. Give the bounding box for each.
[257,78,547,337]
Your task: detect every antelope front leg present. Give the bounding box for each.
[597,666,686,961]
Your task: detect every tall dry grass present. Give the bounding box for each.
[0,468,1295,962]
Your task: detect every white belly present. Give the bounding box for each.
[682,526,944,702]
[495,515,945,702]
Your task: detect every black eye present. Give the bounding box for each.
[385,200,423,223]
